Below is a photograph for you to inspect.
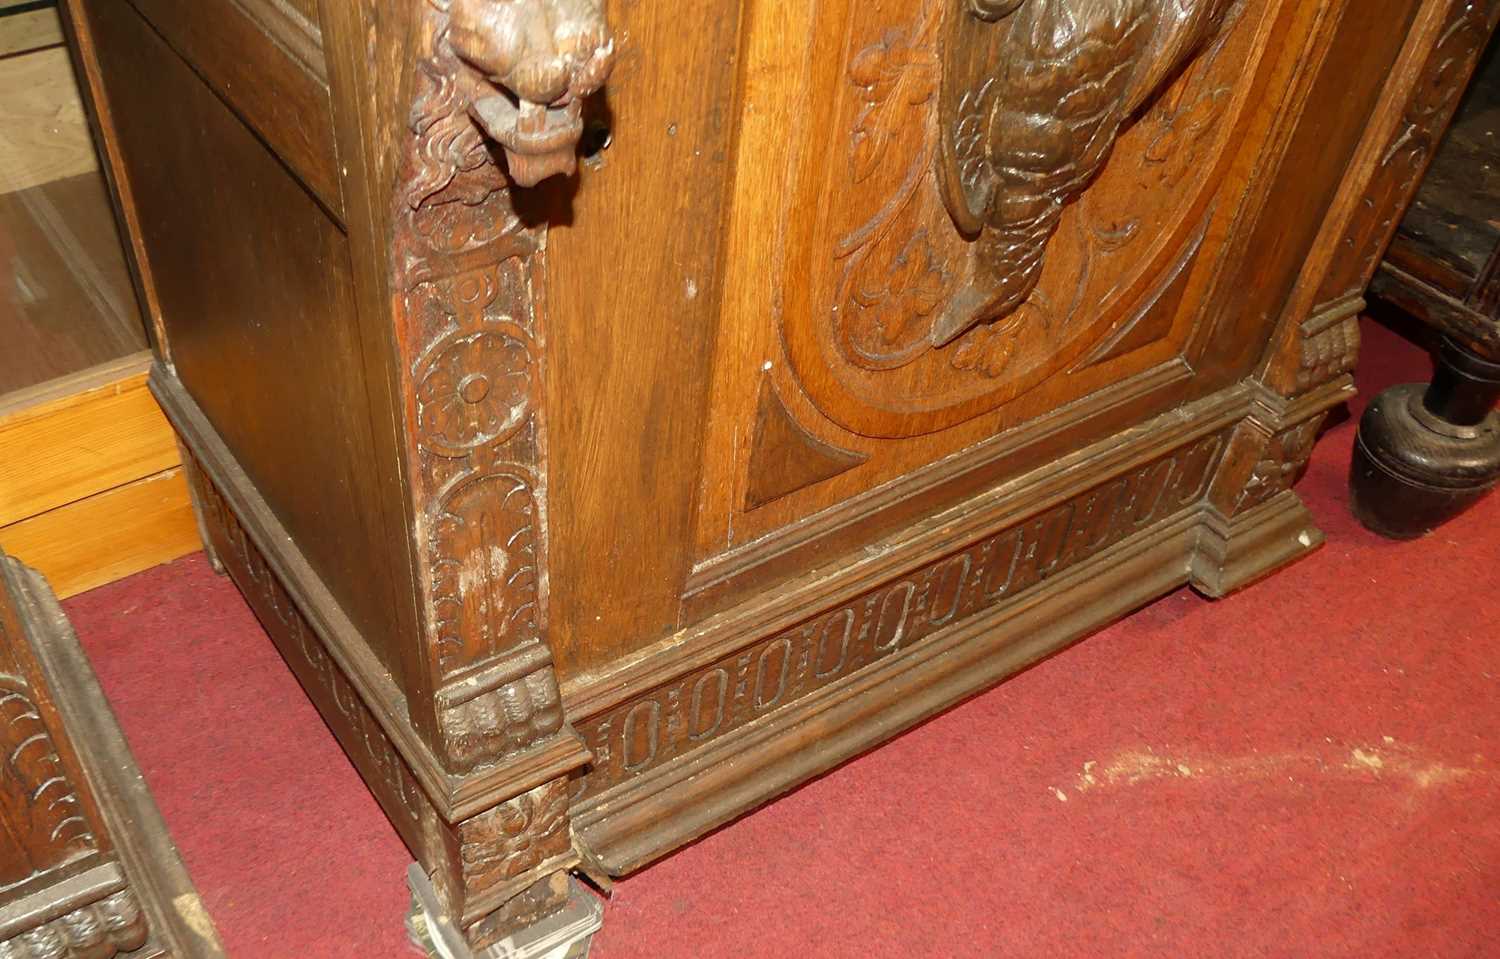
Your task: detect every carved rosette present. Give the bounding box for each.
[457,779,573,897]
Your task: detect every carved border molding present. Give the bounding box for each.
[574,429,1228,800]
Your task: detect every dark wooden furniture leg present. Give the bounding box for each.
[1350,27,1500,536]
[1351,338,1500,536]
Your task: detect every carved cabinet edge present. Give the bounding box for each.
[0,557,225,958]
[384,0,614,781]
[154,368,589,947]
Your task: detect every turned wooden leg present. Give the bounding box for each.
[1350,338,1500,538]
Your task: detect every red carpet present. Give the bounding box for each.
[64,316,1499,958]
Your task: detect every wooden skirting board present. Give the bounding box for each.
[0,352,201,596]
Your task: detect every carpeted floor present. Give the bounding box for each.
[63,316,1499,958]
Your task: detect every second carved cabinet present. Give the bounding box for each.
[61,0,1492,953]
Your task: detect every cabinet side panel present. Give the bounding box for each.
[81,1,408,679]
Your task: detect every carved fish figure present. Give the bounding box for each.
[935,0,1234,346]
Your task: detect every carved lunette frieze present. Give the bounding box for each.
[0,677,96,890]
[395,2,610,774]
[574,431,1228,799]
[934,0,1236,345]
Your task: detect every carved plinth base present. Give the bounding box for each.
[1349,342,1500,538]
[407,866,602,959]
[1190,491,1324,598]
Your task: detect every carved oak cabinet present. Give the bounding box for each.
[59,0,1486,952]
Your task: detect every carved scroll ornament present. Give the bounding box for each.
[436,0,615,186]
[934,0,1235,345]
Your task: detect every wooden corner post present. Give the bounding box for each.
[318,0,615,952]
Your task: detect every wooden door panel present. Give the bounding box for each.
[690,0,1411,607]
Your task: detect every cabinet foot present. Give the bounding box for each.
[406,866,602,959]
[1350,339,1500,539]
[1191,492,1325,598]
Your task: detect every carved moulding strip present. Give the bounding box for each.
[574,502,1211,872]
[573,428,1228,803]
[680,358,1218,621]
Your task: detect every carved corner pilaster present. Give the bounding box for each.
[384,2,614,950]
[1191,387,1331,596]
[394,0,607,778]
